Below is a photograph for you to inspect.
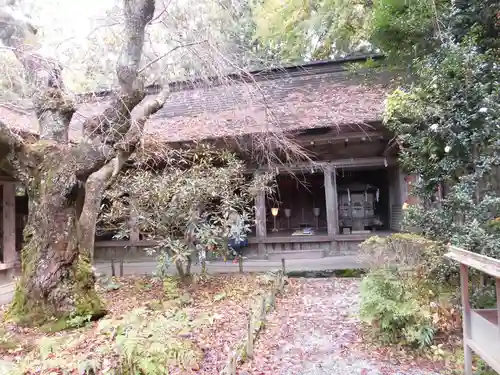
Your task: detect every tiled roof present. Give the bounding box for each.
[0,58,390,143]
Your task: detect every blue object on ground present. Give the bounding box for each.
[228,238,248,252]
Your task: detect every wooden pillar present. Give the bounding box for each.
[398,167,407,204]
[128,205,140,258]
[324,165,338,236]
[2,182,16,266]
[254,189,267,257]
[460,264,473,375]
[333,168,338,234]
[129,208,140,242]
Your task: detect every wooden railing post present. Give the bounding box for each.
[497,278,500,339]
[459,264,472,375]
[246,307,254,358]
[238,255,243,273]
[128,205,140,257]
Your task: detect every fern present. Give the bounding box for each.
[360,269,435,347]
[15,305,207,374]
[108,308,204,374]
[66,313,92,329]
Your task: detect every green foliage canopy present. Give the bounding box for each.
[251,0,452,63]
[253,0,372,62]
[384,1,500,256]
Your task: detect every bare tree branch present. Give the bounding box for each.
[80,87,170,259]
[137,40,207,74]
[117,0,155,92]
[0,8,75,142]
[149,0,172,24]
[82,0,158,145]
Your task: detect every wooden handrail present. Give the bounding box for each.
[445,245,500,279]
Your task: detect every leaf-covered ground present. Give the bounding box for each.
[0,274,267,374]
[1,276,468,375]
[240,278,460,375]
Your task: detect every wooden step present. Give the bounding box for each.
[0,282,15,305]
[268,250,324,261]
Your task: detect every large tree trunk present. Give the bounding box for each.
[9,148,105,325]
[1,1,168,325]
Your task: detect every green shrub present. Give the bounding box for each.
[359,233,458,288]
[359,233,461,348]
[360,268,435,348]
[476,359,498,375]
[470,284,497,309]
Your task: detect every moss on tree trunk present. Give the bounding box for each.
[0,0,164,329]
[7,162,105,326]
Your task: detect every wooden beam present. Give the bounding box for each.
[307,142,389,162]
[250,157,397,174]
[330,157,395,169]
[295,131,385,146]
[0,176,17,182]
[445,246,500,279]
[249,235,333,244]
[95,240,157,248]
[2,182,16,265]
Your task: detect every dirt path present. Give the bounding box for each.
[240,278,445,375]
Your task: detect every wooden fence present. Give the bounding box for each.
[221,269,285,375]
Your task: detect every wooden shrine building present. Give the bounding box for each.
[0,55,416,265]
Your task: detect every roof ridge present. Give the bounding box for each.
[0,55,385,109]
[79,54,385,99]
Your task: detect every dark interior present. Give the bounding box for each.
[336,168,390,231]
[266,173,327,233]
